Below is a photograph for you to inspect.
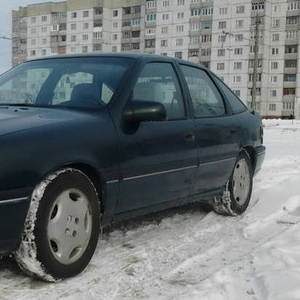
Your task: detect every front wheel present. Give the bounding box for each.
[212,151,253,216]
[14,168,100,281]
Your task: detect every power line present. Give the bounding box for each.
[0,36,12,41]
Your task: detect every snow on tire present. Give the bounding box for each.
[14,168,100,281]
[212,151,253,216]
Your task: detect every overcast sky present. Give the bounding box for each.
[0,0,60,74]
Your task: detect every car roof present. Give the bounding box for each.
[27,52,210,72]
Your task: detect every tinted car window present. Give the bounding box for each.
[0,57,132,109]
[180,65,225,118]
[214,76,247,114]
[132,63,185,120]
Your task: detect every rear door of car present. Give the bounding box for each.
[115,61,198,213]
[178,64,240,194]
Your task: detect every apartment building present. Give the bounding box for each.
[12,0,300,118]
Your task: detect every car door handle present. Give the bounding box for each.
[184,133,195,141]
[230,128,237,134]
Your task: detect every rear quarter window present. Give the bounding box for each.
[214,76,247,114]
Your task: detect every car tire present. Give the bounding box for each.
[14,168,100,281]
[212,151,253,216]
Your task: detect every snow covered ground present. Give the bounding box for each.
[1,119,300,300]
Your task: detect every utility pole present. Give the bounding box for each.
[251,14,260,109]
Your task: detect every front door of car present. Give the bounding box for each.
[115,62,198,214]
[179,64,240,194]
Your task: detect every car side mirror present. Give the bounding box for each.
[123,100,167,123]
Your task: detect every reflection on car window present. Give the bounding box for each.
[53,72,94,105]
[0,57,132,109]
[180,65,225,118]
[214,76,247,114]
[132,63,185,120]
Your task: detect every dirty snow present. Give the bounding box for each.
[1,119,300,300]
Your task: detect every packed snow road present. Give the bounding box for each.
[0,119,300,300]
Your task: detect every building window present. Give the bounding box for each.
[177,0,184,5]
[71,12,77,18]
[82,46,88,53]
[161,26,168,34]
[113,22,118,28]
[269,104,276,111]
[217,63,225,70]
[162,13,169,20]
[219,7,227,14]
[82,34,89,41]
[94,7,103,15]
[285,45,298,53]
[218,49,225,56]
[202,8,213,15]
[270,76,278,82]
[233,76,241,82]
[145,39,155,48]
[201,48,211,56]
[146,14,156,22]
[176,38,183,45]
[163,1,169,7]
[42,38,47,44]
[71,23,76,30]
[191,8,201,16]
[93,44,102,52]
[236,20,244,28]
[177,12,184,19]
[161,39,168,47]
[71,35,76,42]
[272,19,280,27]
[286,16,299,25]
[176,25,184,32]
[190,22,201,30]
[271,47,279,55]
[236,6,244,13]
[31,17,36,24]
[271,62,278,69]
[188,49,199,57]
[113,10,118,17]
[190,36,200,44]
[175,52,182,59]
[93,32,102,39]
[283,88,296,95]
[201,35,211,43]
[70,47,76,53]
[41,49,47,56]
[31,39,36,46]
[112,46,117,52]
[219,21,226,29]
[233,90,241,97]
[31,28,37,34]
[218,35,226,42]
[94,20,103,27]
[284,74,297,81]
[30,50,36,56]
[146,28,156,35]
[83,10,89,17]
[235,34,243,41]
[270,90,277,97]
[41,26,47,33]
[285,59,297,68]
[234,48,243,55]
[83,23,89,30]
[252,2,265,11]
[41,16,47,22]
[272,33,279,41]
[234,62,242,70]
[132,18,141,26]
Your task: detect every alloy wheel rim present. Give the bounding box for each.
[232,158,250,206]
[47,188,92,265]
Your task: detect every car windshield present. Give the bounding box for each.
[0,57,132,109]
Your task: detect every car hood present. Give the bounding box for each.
[0,106,93,136]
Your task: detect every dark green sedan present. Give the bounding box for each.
[0,53,265,281]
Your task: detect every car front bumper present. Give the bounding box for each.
[0,188,32,256]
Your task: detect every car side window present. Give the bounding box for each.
[180,65,225,118]
[132,63,185,120]
[214,76,247,114]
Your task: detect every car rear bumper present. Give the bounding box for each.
[253,145,266,175]
[0,188,32,256]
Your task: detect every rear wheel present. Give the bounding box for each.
[212,151,253,216]
[15,168,100,281]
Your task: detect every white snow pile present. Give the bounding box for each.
[0,119,300,300]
